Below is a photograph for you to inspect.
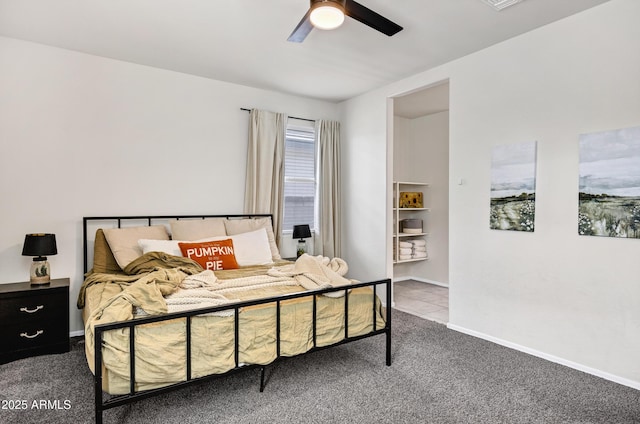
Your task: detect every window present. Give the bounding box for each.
[282,123,317,233]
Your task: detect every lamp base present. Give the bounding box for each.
[296,240,308,258]
[30,258,51,285]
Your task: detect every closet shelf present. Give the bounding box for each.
[395,181,430,186]
[393,181,430,266]
[393,257,429,264]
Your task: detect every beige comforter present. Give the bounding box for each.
[80,252,385,394]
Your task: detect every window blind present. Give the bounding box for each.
[283,124,317,232]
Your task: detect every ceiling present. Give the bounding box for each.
[394,82,450,119]
[0,0,610,103]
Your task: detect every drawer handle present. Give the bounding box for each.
[20,330,44,339]
[19,305,44,314]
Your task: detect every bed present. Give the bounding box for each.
[79,214,391,424]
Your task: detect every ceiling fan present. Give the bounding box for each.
[288,0,403,43]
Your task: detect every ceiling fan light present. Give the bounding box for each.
[310,4,345,30]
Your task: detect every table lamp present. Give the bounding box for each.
[22,233,57,285]
[292,224,312,258]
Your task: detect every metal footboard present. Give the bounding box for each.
[93,278,392,424]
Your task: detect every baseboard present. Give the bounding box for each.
[447,323,640,391]
[393,275,449,288]
[70,330,84,338]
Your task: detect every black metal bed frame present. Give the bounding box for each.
[82,215,392,424]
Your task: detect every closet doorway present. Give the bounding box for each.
[390,81,450,324]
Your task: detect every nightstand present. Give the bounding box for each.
[0,278,70,363]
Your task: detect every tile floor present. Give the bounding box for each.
[393,280,449,324]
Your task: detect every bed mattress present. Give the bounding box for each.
[81,262,386,395]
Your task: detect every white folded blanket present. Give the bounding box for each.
[412,251,428,259]
[154,271,240,317]
[398,254,412,261]
[413,246,427,252]
[410,239,426,247]
[399,241,412,248]
[399,247,412,255]
[268,254,352,298]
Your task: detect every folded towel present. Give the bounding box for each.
[413,246,427,252]
[398,254,412,261]
[410,239,426,247]
[412,251,428,259]
[399,241,412,248]
[399,247,412,255]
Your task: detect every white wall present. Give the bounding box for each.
[0,36,339,334]
[340,0,640,387]
[340,94,390,283]
[393,112,449,285]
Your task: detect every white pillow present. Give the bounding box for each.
[138,239,184,257]
[224,228,273,266]
[138,228,273,267]
[224,218,281,260]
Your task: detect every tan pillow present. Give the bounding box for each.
[92,229,122,274]
[169,218,227,241]
[224,217,281,260]
[103,225,170,269]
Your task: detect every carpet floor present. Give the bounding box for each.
[1,310,639,424]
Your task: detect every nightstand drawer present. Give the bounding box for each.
[0,291,66,323]
[1,320,67,352]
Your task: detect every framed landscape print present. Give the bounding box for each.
[490,141,537,232]
[579,125,640,238]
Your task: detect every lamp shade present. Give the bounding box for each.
[292,225,312,240]
[22,233,57,258]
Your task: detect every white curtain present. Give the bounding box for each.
[316,120,341,257]
[244,109,287,245]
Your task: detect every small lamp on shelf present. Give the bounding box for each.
[292,224,312,258]
[22,233,57,285]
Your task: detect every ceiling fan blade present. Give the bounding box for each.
[287,9,314,43]
[344,0,403,36]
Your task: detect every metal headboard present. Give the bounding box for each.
[82,214,273,274]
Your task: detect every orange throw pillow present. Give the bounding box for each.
[178,239,239,271]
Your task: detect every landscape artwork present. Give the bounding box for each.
[578,125,640,238]
[490,141,537,232]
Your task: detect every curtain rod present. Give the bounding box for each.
[240,108,315,123]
